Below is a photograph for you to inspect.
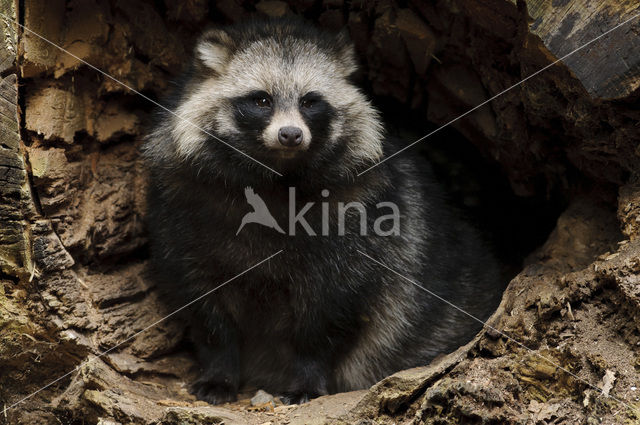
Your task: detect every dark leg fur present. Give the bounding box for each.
[189,310,240,404]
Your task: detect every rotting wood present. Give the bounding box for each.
[1,0,640,423]
[0,0,34,279]
[525,0,640,99]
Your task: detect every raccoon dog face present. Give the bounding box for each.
[166,19,383,179]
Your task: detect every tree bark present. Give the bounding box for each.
[1,0,639,424]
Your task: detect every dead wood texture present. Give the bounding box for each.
[1,0,639,424]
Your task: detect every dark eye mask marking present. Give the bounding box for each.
[231,90,274,132]
[299,92,335,143]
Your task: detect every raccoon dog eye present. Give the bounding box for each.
[254,97,272,108]
[300,98,315,109]
[300,92,323,110]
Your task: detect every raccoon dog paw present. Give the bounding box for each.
[278,362,329,404]
[191,376,238,404]
[279,392,313,405]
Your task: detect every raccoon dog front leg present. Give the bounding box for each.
[277,307,342,404]
[190,307,240,404]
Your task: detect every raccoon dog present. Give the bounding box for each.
[143,18,503,404]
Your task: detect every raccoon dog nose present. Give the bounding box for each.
[278,126,303,147]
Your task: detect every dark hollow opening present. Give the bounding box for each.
[376,95,565,274]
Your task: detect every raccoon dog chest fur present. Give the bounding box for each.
[144,18,502,404]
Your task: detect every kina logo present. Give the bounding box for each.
[236,186,400,237]
[236,187,285,235]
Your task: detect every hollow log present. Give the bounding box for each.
[1,0,639,424]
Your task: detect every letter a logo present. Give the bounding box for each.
[236,187,285,235]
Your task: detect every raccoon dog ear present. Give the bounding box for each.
[195,29,234,73]
[334,30,358,77]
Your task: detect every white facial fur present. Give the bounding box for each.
[173,35,384,166]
